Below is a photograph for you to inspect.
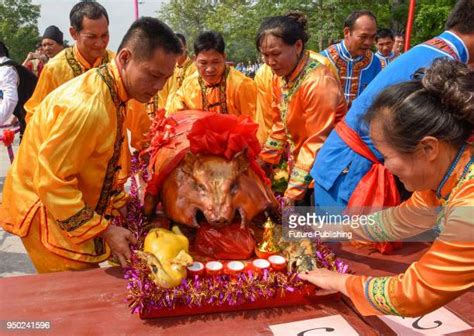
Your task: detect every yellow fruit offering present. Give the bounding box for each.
[137,226,193,288]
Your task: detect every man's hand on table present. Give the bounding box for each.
[100,225,137,268]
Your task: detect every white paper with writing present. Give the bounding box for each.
[380,307,472,335]
[270,315,359,336]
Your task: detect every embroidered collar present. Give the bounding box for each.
[436,144,474,200]
[198,66,229,114]
[337,40,365,63]
[283,51,310,87]
[95,61,127,217]
[73,44,109,71]
[278,52,320,154]
[100,60,129,106]
[375,51,395,60]
[441,31,469,64]
[176,56,192,86]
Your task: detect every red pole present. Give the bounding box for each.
[404,0,416,52]
[133,0,139,20]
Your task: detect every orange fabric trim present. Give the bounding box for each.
[18,199,41,233]
[346,275,380,316]
[42,208,106,258]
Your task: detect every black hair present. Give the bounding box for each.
[365,58,474,153]
[175,33,186,46]
[394,31,404,38]
[118,17,182,60]
[445,0,474,34]
[0,41,9,57]
[344,10,377,31]
[256,10,309,51]
[194,31,225,55]
[42,25,64,45]
[376,28,394,42]
[70,0,109,32]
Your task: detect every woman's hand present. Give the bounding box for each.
[299,268,351,296]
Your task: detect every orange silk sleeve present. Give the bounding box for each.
[259,75,287,165]
[232,75,257,119]
[345,180,474,317]
[254,65,274,144]
[285,67,346,200]
[165,75,200,115]
[346,239,474,317]
[33,99,110,245]
[24,63,66,123]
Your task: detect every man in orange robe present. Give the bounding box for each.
[25,1,114,121]
[24,1,150,178]
[0,18,182,273]
[167,31,257,119]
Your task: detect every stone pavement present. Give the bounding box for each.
[0,137,36,277]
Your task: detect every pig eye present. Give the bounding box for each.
[196,183,206,192]
[151,264,158,273]
[231,182,239,194]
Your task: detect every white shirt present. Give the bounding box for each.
[0,56,19,125]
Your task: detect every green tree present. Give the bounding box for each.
[411,0,455,46]
[204,0,258,62]
[0,0,40,62]
[158,0,216,53]
[157,0,456,62]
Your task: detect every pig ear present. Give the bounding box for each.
[182,151,198,175]
[233,149,249,174]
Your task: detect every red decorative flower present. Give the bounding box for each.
[1,129,15,147]
[188,114,260,159]
[187,114,269,184]
[144,109,178,160]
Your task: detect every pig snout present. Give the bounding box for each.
[209,217,229,227]
[204,199,234,227]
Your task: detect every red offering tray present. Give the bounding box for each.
[127,255,342,319]
[139,285,338,319]
[126,239,349,320]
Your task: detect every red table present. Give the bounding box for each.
[1,243,472,335]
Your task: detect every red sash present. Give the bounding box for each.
[335,120,400,209]
[335,121,402,254]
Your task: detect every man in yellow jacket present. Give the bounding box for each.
[0,17,182,273]
[25,1,114,121]
[167,31,257,119]
[25,1,151,178]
